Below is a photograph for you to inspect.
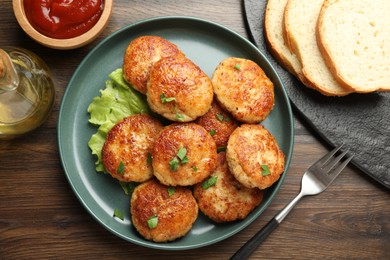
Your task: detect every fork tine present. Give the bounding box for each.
[315,144,344,167]
[321,148,350,173]
[328,154,354,177]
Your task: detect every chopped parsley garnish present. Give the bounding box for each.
[177,147,187,161]
[209,129,216,136]
[217,147,226,153]
[169,146,189,171]
[169,157,179,172]
[178,147,188,164]
[216,113,231,122]
[147,215,158,229]
[113,208,124,221]
[261,164,271,176]
[216,113,224,122]
[176,113,184,121]
[160,93,176,103]
[192,166,198,171]
[234,63,241,70]
[167,186,175,196]
[117,161,125,175]
[202,176,218,190]
[119,181,138,196]
[181,156,189,164]
[147,152,152,164]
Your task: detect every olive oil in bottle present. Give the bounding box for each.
[0,47,55,139]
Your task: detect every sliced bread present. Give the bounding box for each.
[317,0,390,93]
[264,0,303,78]
[284,0,351,96]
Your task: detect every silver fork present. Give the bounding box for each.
[230,144,354,260]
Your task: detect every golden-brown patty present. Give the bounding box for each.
[195,100,239,149]
[152,123,218,186]
[193,153,263,223]
[130,179,198,242]
[102,114,163,182]
[212,57,275,123]
[147,56,214,122]
[226,124,285,190]
[123,36,184,94]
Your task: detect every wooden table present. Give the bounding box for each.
[1,1,389,259]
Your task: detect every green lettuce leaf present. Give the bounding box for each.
[87,68,150,172]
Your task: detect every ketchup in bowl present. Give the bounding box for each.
[23,0,104,39]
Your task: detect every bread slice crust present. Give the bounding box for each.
[264,0,302,77]
[317,0,390,93]
[284,0,351,96]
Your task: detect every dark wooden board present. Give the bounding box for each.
[243,0,390,189]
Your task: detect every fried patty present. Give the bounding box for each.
[193,153,263,223]
[102,114,163,182]
[195,100,239,149]
[130,179,198,242]
[123,36,184,94]
[152,123,218,186]
[147,56,214,122]
[212,57,275,123]
[226,124,285,190]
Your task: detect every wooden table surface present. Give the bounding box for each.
[1,0,389,259]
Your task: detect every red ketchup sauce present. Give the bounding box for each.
[23,0,104,39]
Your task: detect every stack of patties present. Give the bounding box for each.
[101,35,285,242]
[265,0,390,96]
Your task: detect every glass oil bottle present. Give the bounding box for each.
[0,47,55,139]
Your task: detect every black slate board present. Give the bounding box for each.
[243,0,390,189]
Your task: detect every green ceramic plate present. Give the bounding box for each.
[58,16,294,250]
